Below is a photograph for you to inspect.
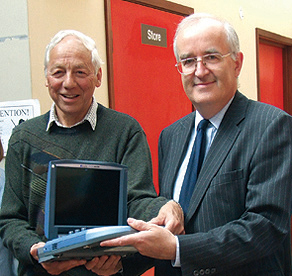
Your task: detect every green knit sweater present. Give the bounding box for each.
[0,104,167,276]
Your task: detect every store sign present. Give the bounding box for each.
[141,24,167,48]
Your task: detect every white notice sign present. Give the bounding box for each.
[0,99,41,155]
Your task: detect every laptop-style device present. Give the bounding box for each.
[37,159,138,263]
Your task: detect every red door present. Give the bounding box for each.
[258,42,283,109]
[109,0,192,192]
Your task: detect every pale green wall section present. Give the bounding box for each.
[0,0,31,102]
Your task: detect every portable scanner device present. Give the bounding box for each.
[38,159,137,263]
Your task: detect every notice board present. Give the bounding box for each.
[105,0,193,192]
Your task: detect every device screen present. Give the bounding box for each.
[55,167,120,226]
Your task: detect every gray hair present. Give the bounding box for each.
[44,30,103,76]
[173,13,240,61]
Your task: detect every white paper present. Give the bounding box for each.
[0,99,40,155]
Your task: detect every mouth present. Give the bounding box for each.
[194,81,216,87]
[61,94,79,99]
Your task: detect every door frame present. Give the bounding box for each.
[104,0,194,109]
[256,28,292,115]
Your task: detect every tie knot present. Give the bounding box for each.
[197,119,209,131]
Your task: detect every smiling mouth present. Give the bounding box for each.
[194,81,215,86]
[62,94,79,99]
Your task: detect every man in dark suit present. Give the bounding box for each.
[102,13,292,276]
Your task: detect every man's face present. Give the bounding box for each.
[46,35,101,126]
[176,20,243,118]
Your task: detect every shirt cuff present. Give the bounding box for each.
[172,235,181,267]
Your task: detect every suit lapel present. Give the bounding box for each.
[185,92,248,223]
[162,112,196,198]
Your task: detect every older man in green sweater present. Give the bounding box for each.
[0,30,183,276]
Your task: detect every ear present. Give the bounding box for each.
[234,52,244,78]
[95,68,102,88]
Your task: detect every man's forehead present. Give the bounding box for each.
[177,22,226,54]
[47,45,94,72]
[182,18,224,37]
[50,37,91,59]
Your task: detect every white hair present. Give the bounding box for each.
[173,13,240,61]
[44,30,103,76]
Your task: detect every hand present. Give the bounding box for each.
[30,242,87,275]
[149,200,185,235]
[100,218,177,260]
[85,255,122,275]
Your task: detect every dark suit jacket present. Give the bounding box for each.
[155,91,292,276]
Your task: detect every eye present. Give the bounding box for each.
[182,58,196,67]
[204,54,220,63]
[75,70,88,78]
[51,69,65,77]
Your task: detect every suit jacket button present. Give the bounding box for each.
[193,270,199,276]
[211,268,216,274]
[205,268,210,274]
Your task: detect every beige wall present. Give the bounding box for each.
[27,0,108,113]
[27,0,292,114]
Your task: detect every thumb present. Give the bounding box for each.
[148,216,164,226]
[127,218,150,231]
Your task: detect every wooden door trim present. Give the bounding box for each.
[121,0,194,16]
[104,0,193,109]
[256,28,292,115]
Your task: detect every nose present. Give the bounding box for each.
[63,72,76,89]
[194,59,209,77]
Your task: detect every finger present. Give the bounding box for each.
[86,255,110,270]
[149,214,183,234]
[30,242,46,260]
[164,219,185,235]
[101,219,156,248]
[89,256,121,275]
[153,200,185,235]
[100,234,132,247]
[84,257,100,270]
[100,255,121,270]
[127,218,151,231]
[148,216,164,226]
[96,255,110,269]
[100,218,148,247]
